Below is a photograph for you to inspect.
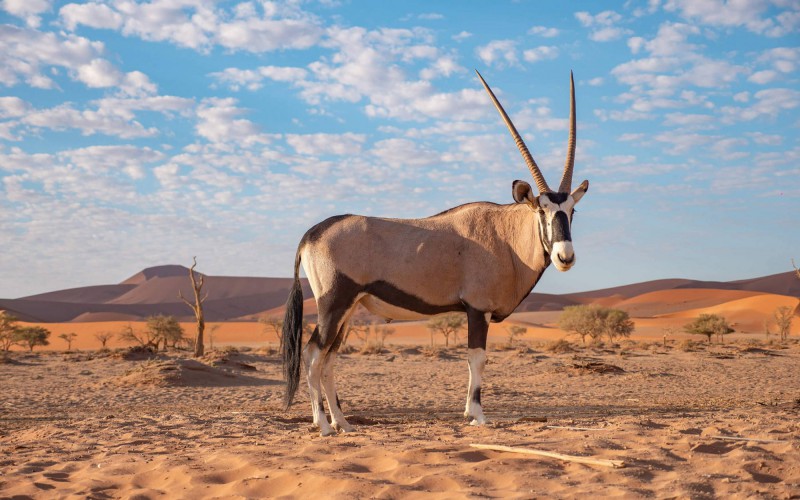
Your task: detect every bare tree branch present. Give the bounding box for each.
[180,256,207,357]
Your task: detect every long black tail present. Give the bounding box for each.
[281,250,305,408]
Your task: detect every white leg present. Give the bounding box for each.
[465,347,487,425]
[322,351,354,433]
[303,342,335,436]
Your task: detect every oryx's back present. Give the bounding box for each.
[298,203,515,314]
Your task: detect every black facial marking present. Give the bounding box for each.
[537,210,551,254]
[466,306,489,349]
[472,387,482,406]
[544,192,569,204]
[551,211,572,242]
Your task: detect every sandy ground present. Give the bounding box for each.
[2,336,799,499]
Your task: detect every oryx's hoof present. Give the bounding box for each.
[333,421,354,433]
[469,415,487,426]
[319,427,337,437]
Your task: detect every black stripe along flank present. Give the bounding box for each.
[317,271,464,323]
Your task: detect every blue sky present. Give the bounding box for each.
[1,0,798,298]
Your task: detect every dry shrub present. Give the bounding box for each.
[679,339,699,352]
[338,344,358,355]
[422,345,448,358]
[546,339,574,354]
[118,345,158,361]
[255,344,278,356]
[359,342,384,355]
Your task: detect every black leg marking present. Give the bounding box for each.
[472,387,481,406]
[466,306,489,349]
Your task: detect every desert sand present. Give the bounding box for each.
[2,329,800,498]
[2,279,799,499]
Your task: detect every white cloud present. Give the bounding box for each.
[606,21,748,121]
[1,0,51,27]
[60,2,123,31]
[209,65,308,91]
[0,96,29,118]
[419,54,463,80]
[663,112,715,128]
[20,102,159,138]
[418,13,444,20]
[522,45,559,63]
[60,145,165,179]
[747,132,782,145]
[528,25,560,37]
[216,16,321,53]
[452,30,472,41]
[215,26,485,122]
[733,91,749,102]
[76,58,123,88]
[195,97,269,146]
[721,87,800,122]
[4,94,194,140]
[748,69,779,84]
[575,10,631,41]
[0,24,157,96]
[285,133,366,156]
[476,39,518,68]
[654,131,715,155]
[0,24,103,89]
[59,0,324,53]
[664,0,799,37]
[370,138,438,169]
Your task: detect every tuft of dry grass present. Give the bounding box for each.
[545,339,574,354]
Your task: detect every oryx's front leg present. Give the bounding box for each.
[465,309,490,425]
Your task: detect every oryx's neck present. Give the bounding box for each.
[496,203,551,305]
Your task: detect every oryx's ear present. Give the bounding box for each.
[512,180,537,206]
[571,179,589,203]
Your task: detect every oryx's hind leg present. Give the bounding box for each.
[465,309,490,425]
[321,321,354,433]
[305,280,361,437]
[302,326,335,436]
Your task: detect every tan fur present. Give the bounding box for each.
[301,202,546,319]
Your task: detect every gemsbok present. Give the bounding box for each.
[282,71,589,436]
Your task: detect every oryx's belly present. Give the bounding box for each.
[359,295,432,321]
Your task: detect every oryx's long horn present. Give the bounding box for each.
[558,71,576,194]
[476,70,551,194]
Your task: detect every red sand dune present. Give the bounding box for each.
[0,268,797,347]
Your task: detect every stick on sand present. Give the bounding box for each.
[709,435,789,444]
[470,444,626,469]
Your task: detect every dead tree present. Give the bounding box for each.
[179,256,208,357]
[793,259,800,317]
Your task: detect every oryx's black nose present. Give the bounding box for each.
[558,253,574,265]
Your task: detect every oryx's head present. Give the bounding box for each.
[477,70,589,272]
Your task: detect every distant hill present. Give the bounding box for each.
[0,265,312,323]
[0,266,796,323]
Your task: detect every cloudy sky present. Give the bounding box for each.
[1,0,798,298]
